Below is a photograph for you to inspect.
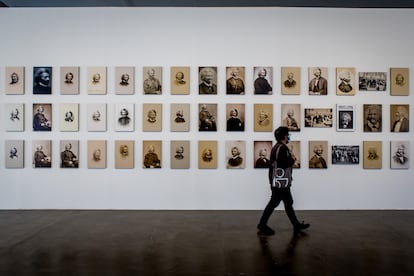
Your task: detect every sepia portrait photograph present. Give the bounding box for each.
[288,141,301,169]
[87,66,107,94]
[5,103,24,132]
[170,103,190,132]
[115,140,134,169]
[143,66,162,95]
[60,140,79,168]
[390,104,409,132]
[5,66,25,94]
[358,72,386,91]
[390,141,409,169]
[336,67,356,95]
[254,104,273,132]
[33,66,52,95]
[336,104,355,132]
[115,103,134,132]
[87,103,107,132]
[143,140,162,169]
[254,141,272,169]
[143,103,162,132]
[5,140,24,169]
[281,104,301,131]
[171,66,190,95]
[198,140,217,169]
[198,66,217,95]
[60,103,79,132]
[115,66,135,95]
[363,141,382,169]
[87,140,107,169]
[390,68,409,96]
[304,108,333,128]
[281,67,300,95]
[363,104,382,132]
[331,145,359,165]
[170,140,190,169]
[308,67,328,95]
[60,66,80,95]
[226,67,245,95]
[308,141,328,169]
[32,140,52,168]
[226,103,245,132]
[199,103,217,131]
[253,66,273,95]
[226,140,245,169]
[32,103,52,131]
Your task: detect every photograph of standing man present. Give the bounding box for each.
[308,67,328,95]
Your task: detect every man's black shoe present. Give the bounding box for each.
[257,224,275,236]
[294,222,310,232]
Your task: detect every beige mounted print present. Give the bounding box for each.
[308,67,328,95]
[87,103,107,132]
[115,140,134,169]
[253,66,273,95]
[60,103,79,132]
[281,67,301,95]
[171,103,190,132]
[363,141,382,169]
[5,140,24,169]
[87,66,107,94]
[390,104,409,132]
[115,66,135,95]
[143,66,162,94]
[281,104,301,131]
[171,66,190,95]
[143,140,162,168]
[143,103,162,132]
[5,66,25,94]
[336,67,356,95]
[198,140,217,169]
[60,140,79,168]
[88,140,107,169]
[5,103,24,132]
[226,66,245,95]
[170,140,190,169]
[115,103,134,132]
[390,68,409,96]
[308,141,328,169]
[226,140,245,169]
[254,141,272,169]
[60,66,80,95]
[32,140,52,168]
[254,104,273,132]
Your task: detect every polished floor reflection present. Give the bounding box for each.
[0,210,413,275]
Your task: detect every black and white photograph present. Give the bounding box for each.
[198,67,217,95]
[281,104,301,131]
[304,108,333,128]
[143,66,162,94]
[226,140,245,169]
[281,67,300,95]
[32,103,52,131]
[60,66,80,95]
[115,66,135,95]
[226,67,245,95]
[390,104,409,132]
[170,140,190,169]
[254,141,272,169]
[226,103,245,132]
[336,104,355,132]
[32,140,52,168]
[331,145,359,165]
[60,140,79,168]
[60,103,79,132]
[5,140,24,169]
[33,66,52,94]
[253,66,273,95]
[115,103,134,132]
[363,104,382,132]
[390,141,409,169]
[5,103,24,132]
[308,67,328,95]
[87,103,107,132]
[358,72,387,91]
[5,66,25,94]
[199,103,217,131]
[170,103,190,132]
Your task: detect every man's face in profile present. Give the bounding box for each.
[39,72,50,86]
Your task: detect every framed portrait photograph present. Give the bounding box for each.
[331,145,359,165]
[254,141,272,169]
[363,104,382,132]
[143,66,162,95]
[281,104,301,131]
[226,103,245,132]
[254,104,273,132]
[336,67,356,95]
[226,66,245,95]
[198,66,217,95]
[87,103,107,132]
[60,103,79,132]
[309,141,328,169]
[170,140,190,169]
[288,141,301,169]
[33,66,52,94]
[253,66,273,95]
[5,66,25,94]
[304,108,333,128]
[143,103,162,132]
[60,140,79,168]
[32,140,52,168]
[87,66,107,94]
[87,140,107,169]
[308,67,328,95]
[171,66,190,95]
[336,104,355,132]
[390,68,409,96]
[115,66,135,95]
[170,103,190,132]
[115,103,134,132]
[5,103,24,132]
[115,140,134,169]
[33,103,52,131]
[198,140,217,169]
[143,140,162,169]
[226,140,245,169]
[60,66,80,95]
[199,103,217,132]
[5,140,24,169]
[363,141,382,169]
[281,67,300,95]
[390,104,409,132]
[358,72,387,91]
[390,141,409,169]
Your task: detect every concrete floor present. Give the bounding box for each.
[0,210,413,275]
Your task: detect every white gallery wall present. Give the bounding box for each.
[0,7,413,210]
